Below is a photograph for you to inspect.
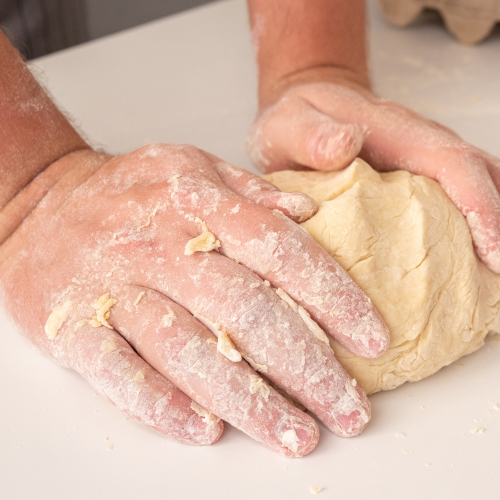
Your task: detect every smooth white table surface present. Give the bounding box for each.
[1,1,500,499]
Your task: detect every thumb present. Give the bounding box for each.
[246,95,363,173]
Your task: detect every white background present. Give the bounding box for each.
[1,1,500,498]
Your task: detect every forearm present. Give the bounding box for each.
[247,0,370,106]
[0,32,89,244]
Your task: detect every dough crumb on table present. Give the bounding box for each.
[310,486,323,495]
[470,427,486,434]
[264,159,500,394]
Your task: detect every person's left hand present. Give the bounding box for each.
[0,144,390,456]
[246,69,500,274]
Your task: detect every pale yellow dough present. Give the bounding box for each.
[263,159,500,395]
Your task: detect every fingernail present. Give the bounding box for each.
[187,414,223,446]
[333,408,370,437]
[277,192,318,222]
[276,416,319,457]
[309,123,363,170]
[346,310,390,358]
[332,384,371,437]
[367,335,390,358]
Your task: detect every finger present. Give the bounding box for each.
[210,157,318,223]
[246,95,363,174]
[107,285,320,457]
[297,83,500,273]
[154,170,389,358]
[435,152,500,273]
[52,315,223,445]
[356,103,500,272]
[132,241,372,437]
[485,151,500,192]
[216,205,389,358]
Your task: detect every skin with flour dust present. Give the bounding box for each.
[0,31,389,457]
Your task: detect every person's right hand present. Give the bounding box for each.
[0,143,390,457]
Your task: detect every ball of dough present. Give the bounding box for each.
[263,159,500,395]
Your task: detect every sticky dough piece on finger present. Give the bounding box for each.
[107,285,320,457]
[57,322,223,445]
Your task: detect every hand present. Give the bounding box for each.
[0,143,390,457]
[246,69,500,274]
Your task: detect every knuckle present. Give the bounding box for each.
[458,145,484,166]
[307,121,362,169]
[442,144,486,176]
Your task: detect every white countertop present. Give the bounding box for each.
[1,1,500,499]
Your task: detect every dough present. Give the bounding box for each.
[263,159,500,394]
[184,218,221,255]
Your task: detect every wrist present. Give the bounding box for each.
[249,0,370,108]
[258,65,372,110]
[0,31,89,212]
[0,149,110,265]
